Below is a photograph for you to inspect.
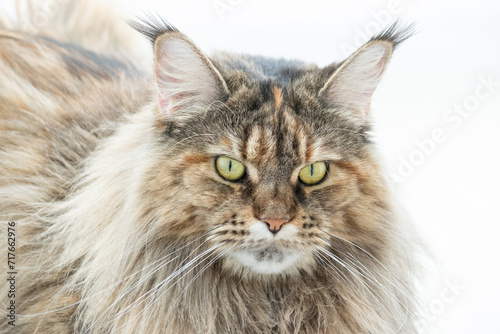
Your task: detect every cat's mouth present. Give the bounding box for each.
[254,245,284,262]
[227,244,303,274]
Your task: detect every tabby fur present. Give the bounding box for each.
[0,1,419,333]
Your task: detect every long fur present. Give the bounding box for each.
[0,1,421,333]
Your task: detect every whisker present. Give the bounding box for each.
[318,229,413,332]
[315,249,373,310]
[318,247,402,316]
[169,248,229,310]
[317,238,396,297]
[110,246,221,332]
[330,127,367,137]
[22,229,216,319]
[85,242,217,333]
[318,229,417,299]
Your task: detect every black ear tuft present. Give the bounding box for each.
[370,21,415,49]
[129,13,178,44]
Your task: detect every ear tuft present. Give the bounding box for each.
[129,14,178,44]
[370,21,415,48]
[320,22,413,118]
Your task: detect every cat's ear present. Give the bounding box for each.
[318,40,393,118]
[142,28,228,117]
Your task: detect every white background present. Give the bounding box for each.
[3,0,500,333]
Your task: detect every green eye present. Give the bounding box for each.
[215,156,246,181]
[299,162,327,185]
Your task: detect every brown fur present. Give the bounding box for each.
[0,3,420,333]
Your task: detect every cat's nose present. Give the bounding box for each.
[260,218,290,234]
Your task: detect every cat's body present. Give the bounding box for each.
[1,2,419,333]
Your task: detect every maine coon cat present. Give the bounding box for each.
[0,1,419,333]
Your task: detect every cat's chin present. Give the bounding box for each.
[226,246,307,275]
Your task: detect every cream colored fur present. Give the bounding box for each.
[0,0,150,68]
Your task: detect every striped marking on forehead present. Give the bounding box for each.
[241,86,314,164]
[272,85,283,110]
[244,125,277,161]
[271,85,284,127]
[241,126,339,167]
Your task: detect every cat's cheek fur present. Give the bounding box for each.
[302,172,360,212]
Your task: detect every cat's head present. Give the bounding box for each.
[134,19,410,276]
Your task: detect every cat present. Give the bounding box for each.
[0,1,420,333]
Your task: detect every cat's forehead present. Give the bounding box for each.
[176,70,369,164]
[241,96,308,166]
[209,83,344,167]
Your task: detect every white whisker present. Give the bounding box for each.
[111,245,221,332]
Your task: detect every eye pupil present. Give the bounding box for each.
[215,156,245,182]
[298,161,327,185]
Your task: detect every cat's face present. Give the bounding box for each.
[145,80,388,276]
[183,95,368,275]
[141,25,395,276]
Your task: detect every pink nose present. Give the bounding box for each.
[260,218,290,234]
